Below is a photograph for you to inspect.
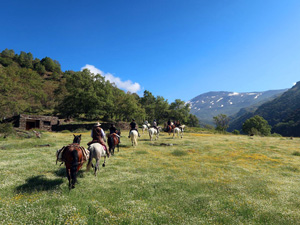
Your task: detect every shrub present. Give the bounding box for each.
[242,115,271,136]
[292,151,300,156]
[0,123,16,137]
[271,133,282,137]
[232,130,240,135]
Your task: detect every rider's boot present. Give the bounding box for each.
[106,150,110,158]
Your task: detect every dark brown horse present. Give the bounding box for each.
[62,134,84,189]
[167,124,175,135]
[107,131,121,155]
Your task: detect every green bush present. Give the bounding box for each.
[271,133,282,137]
[0,123,16,137]
[242,115,271,136]
[232,129,240,135]
[292,151,300,156]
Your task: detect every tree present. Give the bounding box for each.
[140,90,156,120]
[17,51,33,68]
[41,57,61,73]
[1,49,15,58]
[0,66,46,118]
[242,115,271,136]
[34,62,46,74]
[169,99,190,123]
[213,114,229,132]
[153,96,169,123]
[56,69,106,119]
[187,114,199,127]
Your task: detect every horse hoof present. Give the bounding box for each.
[102,163,105,167]
[71,185,75,189]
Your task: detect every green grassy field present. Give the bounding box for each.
[1,130,300,224]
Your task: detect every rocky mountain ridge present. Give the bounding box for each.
[187,89,287,125]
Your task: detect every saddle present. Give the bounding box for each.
[56,144,89,165]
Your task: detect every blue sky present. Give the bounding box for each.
[1,0,300,103]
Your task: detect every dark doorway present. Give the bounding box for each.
[26,120,40,130]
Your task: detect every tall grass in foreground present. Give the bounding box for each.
[1,131,300,224]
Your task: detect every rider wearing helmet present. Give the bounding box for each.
[152,119,159,133]
[128,119,140,138]
[109,123,120,143]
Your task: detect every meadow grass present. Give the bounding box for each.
[0,131,300,224]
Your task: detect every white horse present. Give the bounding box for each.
[86,143,107,176]
[148,127,160,141]
[130,130,138,146]
[173,125,185,139]
[142,124,150,134]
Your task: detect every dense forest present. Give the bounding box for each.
[0,49,199,127]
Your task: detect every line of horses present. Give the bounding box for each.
[140,124,186,143]
[57,132,120,189]
[57,124,185,189]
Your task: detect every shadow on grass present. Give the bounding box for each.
[119,144,130,148]
[55,167,85,178]
[139,138,150,141]
[171,149,188,156]
[15,175,63,193]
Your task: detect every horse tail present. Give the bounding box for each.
[134,134,137,146]
[108,136,114,154]
[107,136,113,148]
[86,148,92,171]
[70,150,79,186]
[131,131,138,146]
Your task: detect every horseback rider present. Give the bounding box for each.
[144,120,149,128]
[152,119,159,133]
[109,123,120,143]
[167,119,171,126]
[128,119,140,137]
[167,119,171,131]
[175,120,183,132]
[87,122,110,157]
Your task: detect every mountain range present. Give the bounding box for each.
[189,81,300,137]
[187,89,287,126]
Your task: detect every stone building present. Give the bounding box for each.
[15,114,59,131]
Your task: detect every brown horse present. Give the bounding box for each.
[107,131,121,155]
[167,124,175,135]
[62,134,84,189]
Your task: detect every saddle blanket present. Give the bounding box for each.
[56,145,90,164]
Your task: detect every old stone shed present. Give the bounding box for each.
[14,114,59,131]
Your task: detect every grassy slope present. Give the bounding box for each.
[0,131,300,224]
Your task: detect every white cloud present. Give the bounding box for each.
[81,64,141,93]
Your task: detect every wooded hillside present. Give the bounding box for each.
[229,82,300,137]
[0,49,198,126]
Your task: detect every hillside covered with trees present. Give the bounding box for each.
[229,82,300,137]
[0,49,199,127]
